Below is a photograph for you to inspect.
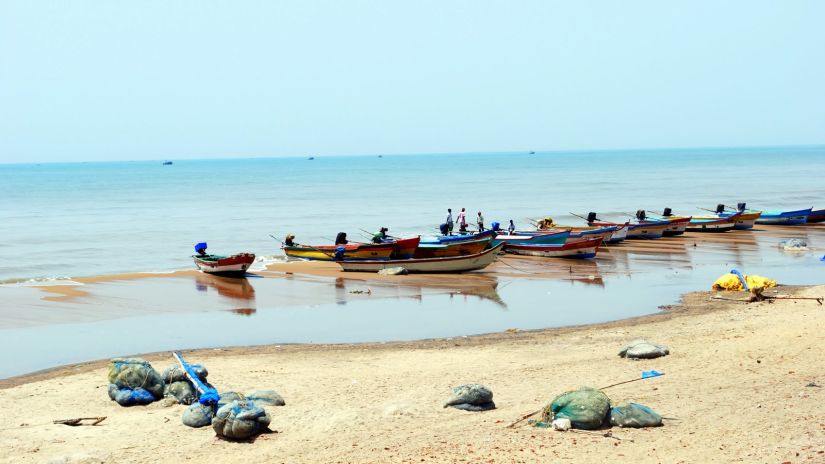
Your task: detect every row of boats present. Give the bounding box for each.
[194,204,823,275]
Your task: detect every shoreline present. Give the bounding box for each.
[0,283,810,389]
[1,284,823,462]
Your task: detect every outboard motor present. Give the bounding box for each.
[716,204,725,214]
[662,207,672,217]
[737,202,746,212]
[335,232,348,245]
[491,221,501,231]
[194,242,208,256]
[636,210,646,221]
[586,212,597,223]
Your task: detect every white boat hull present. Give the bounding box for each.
[338,244,503,273]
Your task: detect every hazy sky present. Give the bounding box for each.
[2,1,824,163]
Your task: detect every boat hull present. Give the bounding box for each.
[717,211,761,229]
[754,208,812,225]
[193,253,256,276]
[413,237,491,259]
[388,236,421,259]
[807,209,825,223]
[590,221,668,239]
[505,238,601,258]
[283,243,395,261]
[420,229,495,244]
[490,231,570,247]
[338,243,504,273]
[643,216,690,236]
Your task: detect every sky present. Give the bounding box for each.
[1,0,824,163]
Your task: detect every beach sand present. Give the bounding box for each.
[1,284,823,463]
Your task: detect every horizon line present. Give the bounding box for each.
[2,143,824,166]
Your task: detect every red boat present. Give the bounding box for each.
[193,252,256,276]
[504,238,602,258]
[387,236,421,259]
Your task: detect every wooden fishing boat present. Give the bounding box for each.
[413,237,491,259]
[489,230,570,247]
[419,229,495,244]
[519,228,613,245]
[715,211,761,229]
[337,243,504,273]
[753,207,812,225]
[685,212,740,232]
[505,238,602,259]
[386,236,421,259]
[589,220,669,239]
[282,242,395,261]
[193,252,256,276]
[807,209,825,223]
[536,218,627,243]
[641,216,690,236]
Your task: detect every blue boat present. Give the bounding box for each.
[490,230,570,247]
[419,229,495,245]
[752,207,812,225]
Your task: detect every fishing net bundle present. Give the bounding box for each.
[443,384,496,411]
[162,363,209,405]
[182,390,285,432]
[212,399,272,440]
[538,387,611,430]
[107,358,165,406]
[608,402,663,428]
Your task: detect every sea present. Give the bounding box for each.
[2,145,824,283]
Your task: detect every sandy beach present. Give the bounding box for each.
[1,283,823,463]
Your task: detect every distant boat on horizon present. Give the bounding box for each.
[307,156,315,160]
[529,151,535,155]
[162,161,173,165]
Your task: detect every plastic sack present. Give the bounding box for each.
[107,358,164,406]
[712,273,777,291]
[212,400,271,440]
[609,402,663,428]
[247,390,286,407]
[182,402,215,428]
[618,340,669,359]
[443,384,496,411]
[542,387,610,430]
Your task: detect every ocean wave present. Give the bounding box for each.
[0,276,82,287]
[251,254,288,271]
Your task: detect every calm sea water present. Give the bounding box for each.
[1,146,824,283]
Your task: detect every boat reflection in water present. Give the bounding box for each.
[332,276,507,309]
[195,272,257,315]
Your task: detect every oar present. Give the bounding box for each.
[173,351,220,405]
[570,212,596,223]
[696,207,720,214]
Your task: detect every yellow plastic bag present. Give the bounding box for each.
[712,273,777,291]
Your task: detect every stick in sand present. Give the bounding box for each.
[54,417,107,426]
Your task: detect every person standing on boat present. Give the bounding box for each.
[508,220,516,234]
[446,208,454,235]
[456,208,467,233]
[477,211,485,231]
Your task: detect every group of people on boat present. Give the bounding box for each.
[443,208,515,236]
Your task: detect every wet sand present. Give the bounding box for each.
[0,285,823,463]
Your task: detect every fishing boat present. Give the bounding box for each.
[337,243,504,273]
[518,227,614,245]
[685,212,740,232]
[705,204,760,229]
[536,217,628,243]
[489,230,570,247]
[586,213,669,239]
[192,243,255,276]
[283,242,395,261]
[413,237,492,259]
[753,207,812,225]
[807,209,825,223]
[386,236,421,259]
[419,229,495,245]
[505,238,602,259]
[631,210,689,236]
